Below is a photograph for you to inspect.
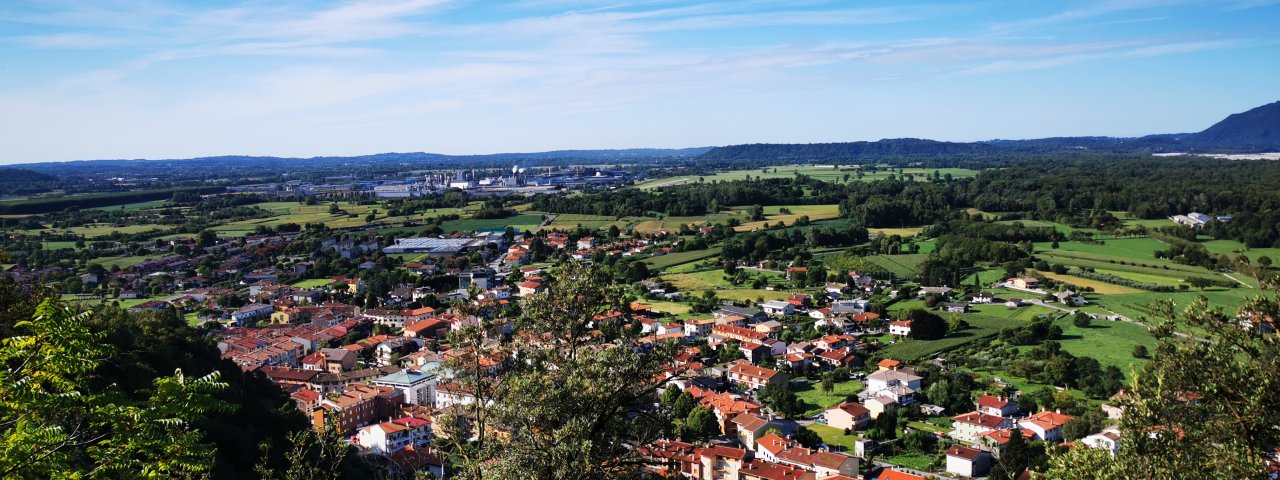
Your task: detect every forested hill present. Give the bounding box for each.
[1175,100,1280,149]
[14,147,713,176]
[701,100,1280,161]
[697,139,1001,161]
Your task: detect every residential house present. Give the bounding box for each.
[714,306,767,324]
[731,412,778,449]
[231,303,274,326]
[1018,410,1074,442]
[311,383,403,434]
[946,445,992,478]
[941,303,969,313]
[354,416,432,455]
[1006,277,1040,291]
[757,302,788,317]
[970,292,994,304]
[888,320,913,336]
[1080,427,1123,456]
[975,394,1019,417]
[951,411,1014,443]
[728,362,789,391]
[826,402,871,431]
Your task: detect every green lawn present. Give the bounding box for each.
[292,278,333,288]
[885,452,935,471]
[442,214,543,233]
[906,421,949,435]
[807,424,859,452]
[793,380,865,417]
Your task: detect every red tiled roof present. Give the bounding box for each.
[953,411,1008,428]
[946,444,986,460]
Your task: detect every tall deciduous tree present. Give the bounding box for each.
[444,262,676,479]
[1044,280,1280,479]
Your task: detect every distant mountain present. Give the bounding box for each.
[701,101,1280,161]
[1173,100,1280,149]
[16,148,713,176]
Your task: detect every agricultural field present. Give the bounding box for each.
[87,200,170,211]
[441,214,543,233]
[1090,288,1256,320]
[877,314,1020,363]
[734,204,841,232]
[88,255,157,269]
[868,227,923,237]
[631,212,745,234]
[1198,238,1280,263]
[634,165,979,190]
[1033,269,1145,294]
[536,213,634,231]
[25,223,173,238]
[641,248,720,270]
[865,254,928,278]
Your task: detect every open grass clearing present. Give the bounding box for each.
[1050,316,1156,373]
[807,424,859,452]
[292,278,333,289]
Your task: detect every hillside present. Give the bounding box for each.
[701,100,1280,161]
[1176,100,1280,149]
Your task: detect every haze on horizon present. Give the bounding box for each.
[1,0,1278,164]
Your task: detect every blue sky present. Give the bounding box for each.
[0,0,1277,163]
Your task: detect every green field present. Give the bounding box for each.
[537,213,638,231]
[885,453,934,471]
[641,248,721,270]
[87,200,169,211]
[1090,288,1255,320]
[878,314,1018,362]
[807,424,859,452]
[292,278,333,288]
[1050,316,1156,372]
[734,204,842,232]
[793,379,865,417]
[42,241,81,250]
[441,214,543,233]
[26,224,173,238]
[865,254,928,278]
[89,255,155,269]
[631,212,746,234]
[634,165,979,190]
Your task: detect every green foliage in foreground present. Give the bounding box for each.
[0,298,233,479]
[1043,280,1280,479]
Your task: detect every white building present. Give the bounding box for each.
[759,300,795,316]
[373,368,438,406]
[946,445,992,478]
[354,416,432,455]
